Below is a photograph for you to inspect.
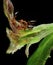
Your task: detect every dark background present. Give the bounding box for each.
[0,0,53,65]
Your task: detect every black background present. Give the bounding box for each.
[0,0,53,65]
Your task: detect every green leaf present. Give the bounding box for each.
[6,23,53,56]
[27,33,53,65]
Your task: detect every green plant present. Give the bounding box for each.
[3,0,53,65]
